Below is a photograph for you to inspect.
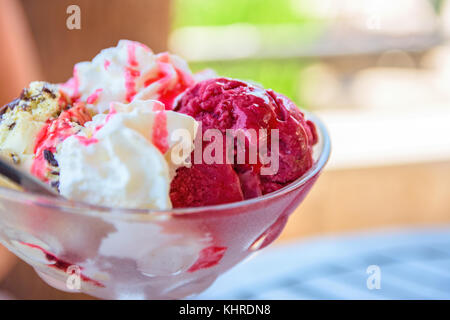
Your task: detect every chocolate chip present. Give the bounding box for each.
[43,149,58,167]
[0,98,20,116]
[29,94,42,101]
[43,86,57,99]
[20,104,31,112]
[20,89,30,100]
[10,153,20,164]
[7,122,16,130]
[50,180,60,192]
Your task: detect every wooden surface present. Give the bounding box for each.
[20,0,172,83]
[0,0,41,105]
[278,161,450,242]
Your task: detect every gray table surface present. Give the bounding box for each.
[196,225,450,299]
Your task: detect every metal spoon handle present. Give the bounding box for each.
[0,156,59,197]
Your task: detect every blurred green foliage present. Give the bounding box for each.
[172,0,315,28]
[172,0,322,107]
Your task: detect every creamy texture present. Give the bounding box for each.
[0,41,201,209]
[61,40,195,113]
[172,78,318,206]
[30,103,92,184]
[55,100,198,209]
[0,40,317,210]
[0,82,64,170]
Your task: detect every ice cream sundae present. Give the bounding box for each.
[0,40,317,210]
[0,40,327,299]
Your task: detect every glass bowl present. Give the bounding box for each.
[0,114,330,300]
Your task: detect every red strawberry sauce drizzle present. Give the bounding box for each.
[144,53,194,110]
[151,101,165,112]
[74,105,117,146]
[125,68,140,103]
[94,104,117,132]
[127,43,139,67]
[19,242,104,288]
[31,103,92,181]
[65,45,193,109]
[152,111,169,154]
[124,42,140,103]
[75,135,99,147]
[188,246,227,272]
[86,88,103,104]
[104,59,111,70]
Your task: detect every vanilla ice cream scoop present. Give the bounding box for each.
[0,82,65,171]
[55,100,198,209]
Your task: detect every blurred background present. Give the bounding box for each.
[0,0,449,299]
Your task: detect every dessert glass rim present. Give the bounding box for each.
[0,112,330,220]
